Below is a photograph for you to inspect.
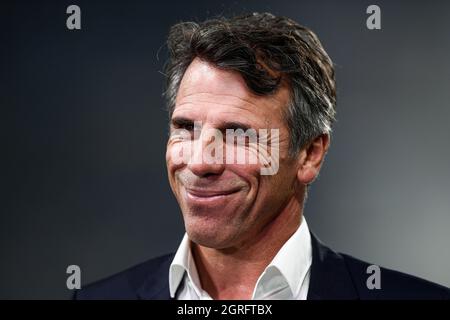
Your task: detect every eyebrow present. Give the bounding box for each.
[218,121,252,132]
[171,117,194,128]
[171,117,253,132]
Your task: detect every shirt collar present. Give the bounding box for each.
[253,217,312,298]
[169,217,312,299]
[169,233,202,298]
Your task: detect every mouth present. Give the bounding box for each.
[184,187,241,203]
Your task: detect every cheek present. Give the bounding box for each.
[226,162,260,193]
[256,173,290,209]
[166,144,185,198]
[166,140,190,172]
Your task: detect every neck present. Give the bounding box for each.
[191,196,303,299]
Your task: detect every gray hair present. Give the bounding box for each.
[163,12,336,156]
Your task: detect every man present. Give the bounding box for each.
[75,13,449,300]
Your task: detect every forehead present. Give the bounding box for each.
[173,58,290,127]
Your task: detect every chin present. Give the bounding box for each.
[185,222,236,249]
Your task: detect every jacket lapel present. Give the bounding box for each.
[307,232,359,300]
[137,254,174,300]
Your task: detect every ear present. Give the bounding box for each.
[297,134,330,185]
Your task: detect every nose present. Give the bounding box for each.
[187,129,225,177]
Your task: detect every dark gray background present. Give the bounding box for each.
[2,0,449,299]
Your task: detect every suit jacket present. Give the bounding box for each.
[74,233,450,300]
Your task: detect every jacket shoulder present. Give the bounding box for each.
[341,253,450,299]
[74,253,174,300]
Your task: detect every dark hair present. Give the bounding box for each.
[164,12,336,155]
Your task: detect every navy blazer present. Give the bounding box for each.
[74,233,449,300]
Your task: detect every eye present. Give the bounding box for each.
[171,117,195,131]
[182,123,194,131]
[225,128,258,145]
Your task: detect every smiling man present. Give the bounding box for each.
[75,12,449,300]
[166,57,311,299]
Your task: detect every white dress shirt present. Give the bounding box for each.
[169,217,312,300]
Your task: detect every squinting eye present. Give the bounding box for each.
[170,116,197,132]
[172,123,194,131]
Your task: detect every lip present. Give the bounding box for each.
[183,187,241,205]
[185,187,240,198]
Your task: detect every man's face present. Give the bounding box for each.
[166,58,300,249]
